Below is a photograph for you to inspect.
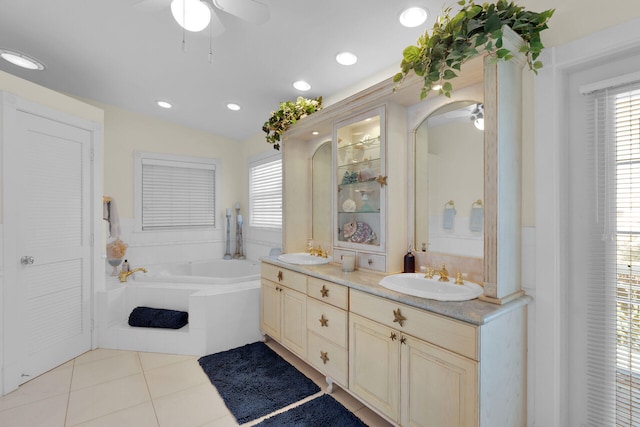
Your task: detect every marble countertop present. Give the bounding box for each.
[261,257,532,326]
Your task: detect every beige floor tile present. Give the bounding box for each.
[139,352,196,372]
[68,401,159,427]
[66,373,150,426]
[71,352,142,391]
[153,383,232,427]
[144,358,209,399]
[74,348,131,366]
[200,413,239,426]
[0,362,73,412]
[0,393,68,427]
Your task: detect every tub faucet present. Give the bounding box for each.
[438,264,450,282]
[119,267,147,283]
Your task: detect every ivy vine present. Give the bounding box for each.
[394,0,555,99]
[262,96,323,150]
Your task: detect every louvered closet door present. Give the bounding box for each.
[11,108,92,385]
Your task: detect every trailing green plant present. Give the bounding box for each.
[263,96,323,150]
[393,0,554,99]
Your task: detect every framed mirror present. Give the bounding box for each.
[312,140,332,245]
[414,100,484,258]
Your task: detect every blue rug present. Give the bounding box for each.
[255,394,368,426]
[198,342,321,424]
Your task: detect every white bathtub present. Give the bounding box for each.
[132,259,261,284]
[98,259,263,356]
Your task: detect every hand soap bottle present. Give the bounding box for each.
[403,247,415,273]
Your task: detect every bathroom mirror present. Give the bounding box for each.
[312,141,332,245]
[415,101,484,258]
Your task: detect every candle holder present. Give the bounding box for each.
[223,211,232,260]
[233,206,245,260]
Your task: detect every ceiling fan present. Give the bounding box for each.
[134,0,269,37]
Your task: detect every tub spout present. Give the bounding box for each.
[119,267,147,283]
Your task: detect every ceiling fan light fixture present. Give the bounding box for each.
[171,0,212,32]
[293,80,311,91]
[336,51,357,66]
[399,7,428,28]
[0,48,45,70]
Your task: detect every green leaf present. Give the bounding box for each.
[443,69,457,80]
[533,60,543,69]
[403,45,421,62]
[484,12,501,33]
[496,48,511,58]
[442,82,453,92]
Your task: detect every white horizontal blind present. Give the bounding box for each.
[586,80,640,426]
[249,156,282,229]
[141,158,216,230]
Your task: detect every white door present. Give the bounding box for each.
[3,96,93,391]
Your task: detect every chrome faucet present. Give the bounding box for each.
[118,267,147,283]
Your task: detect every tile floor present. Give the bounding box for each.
[0,340,392,426]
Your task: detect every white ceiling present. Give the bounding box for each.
[0,0,449,141]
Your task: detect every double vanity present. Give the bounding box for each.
[263,26,530,427]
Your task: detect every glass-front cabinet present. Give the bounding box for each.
[334,107,386,261]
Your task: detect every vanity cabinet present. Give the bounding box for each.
[260,264,307,358]
[306,277,349,387]
[350,289,478,426]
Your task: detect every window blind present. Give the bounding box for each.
[586,80,640,427]
[249,157,282,229]
[141,159,216,230]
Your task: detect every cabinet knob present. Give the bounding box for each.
[393,308,407,327]
[400,336,407,345]
[390,332,397,341]
[277,270,283,282]
[320,285,330,298]
[368,258,373,266]
[320,351,329,365]
[319,314,329,327]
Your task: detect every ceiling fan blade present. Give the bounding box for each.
[211,0,269,24]
[133,0,171,12]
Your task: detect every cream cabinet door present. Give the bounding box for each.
[260,280,281,340]
[281,287,307,358]
[401,334,478,427]
[349,313,400,422]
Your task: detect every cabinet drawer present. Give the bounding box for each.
[307,277,349,310]
[350,290,478,360]
[307,298,348,348]
[261,263,307,293]
[357,252,386,272]
[307,331,348,386]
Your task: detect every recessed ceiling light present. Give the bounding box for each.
[293,80,311,91]
[336,52,358,66]
[399,7,428,28]
[227,103,241,111]
[157,100,172,109]
[312,131,319,135]
[0,48,45,70]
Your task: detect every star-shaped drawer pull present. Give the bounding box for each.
[319,314,329,327]
[320,351,330,364]
[320,285,330,298]
[393,308,407,327]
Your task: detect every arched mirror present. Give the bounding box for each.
[414,100,484,258]
[312,140,332,244]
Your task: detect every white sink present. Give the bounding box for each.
[277,253,333,265]
[379,273,483,301]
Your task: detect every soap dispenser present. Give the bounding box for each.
[403,246,415,273]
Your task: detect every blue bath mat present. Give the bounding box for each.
[255,394,368,426]
[198,342,321,424]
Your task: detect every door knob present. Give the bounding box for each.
[20,256,34,265]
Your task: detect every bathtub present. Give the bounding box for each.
[97,259,263,356]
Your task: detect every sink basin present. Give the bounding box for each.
[379,273,483,301]
[277,253,333,265]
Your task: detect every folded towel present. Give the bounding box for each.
[442,207,456,230]
[128,306,188,329]
[470,206,484,232]
[103,198,121,238]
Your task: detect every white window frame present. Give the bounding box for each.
[134,151,220,232]
[248,150,282,230]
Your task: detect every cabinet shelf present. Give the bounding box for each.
[337,136,380,151]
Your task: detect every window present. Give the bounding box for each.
[585,79,640,426]
[135,152,219,231]
[248,153,282,229]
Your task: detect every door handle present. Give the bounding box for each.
[20,256,34,265]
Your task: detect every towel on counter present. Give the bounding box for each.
[442,207,456,230]
[128,306,189,329]
[103,197,121,238]
[470,205,484,232]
